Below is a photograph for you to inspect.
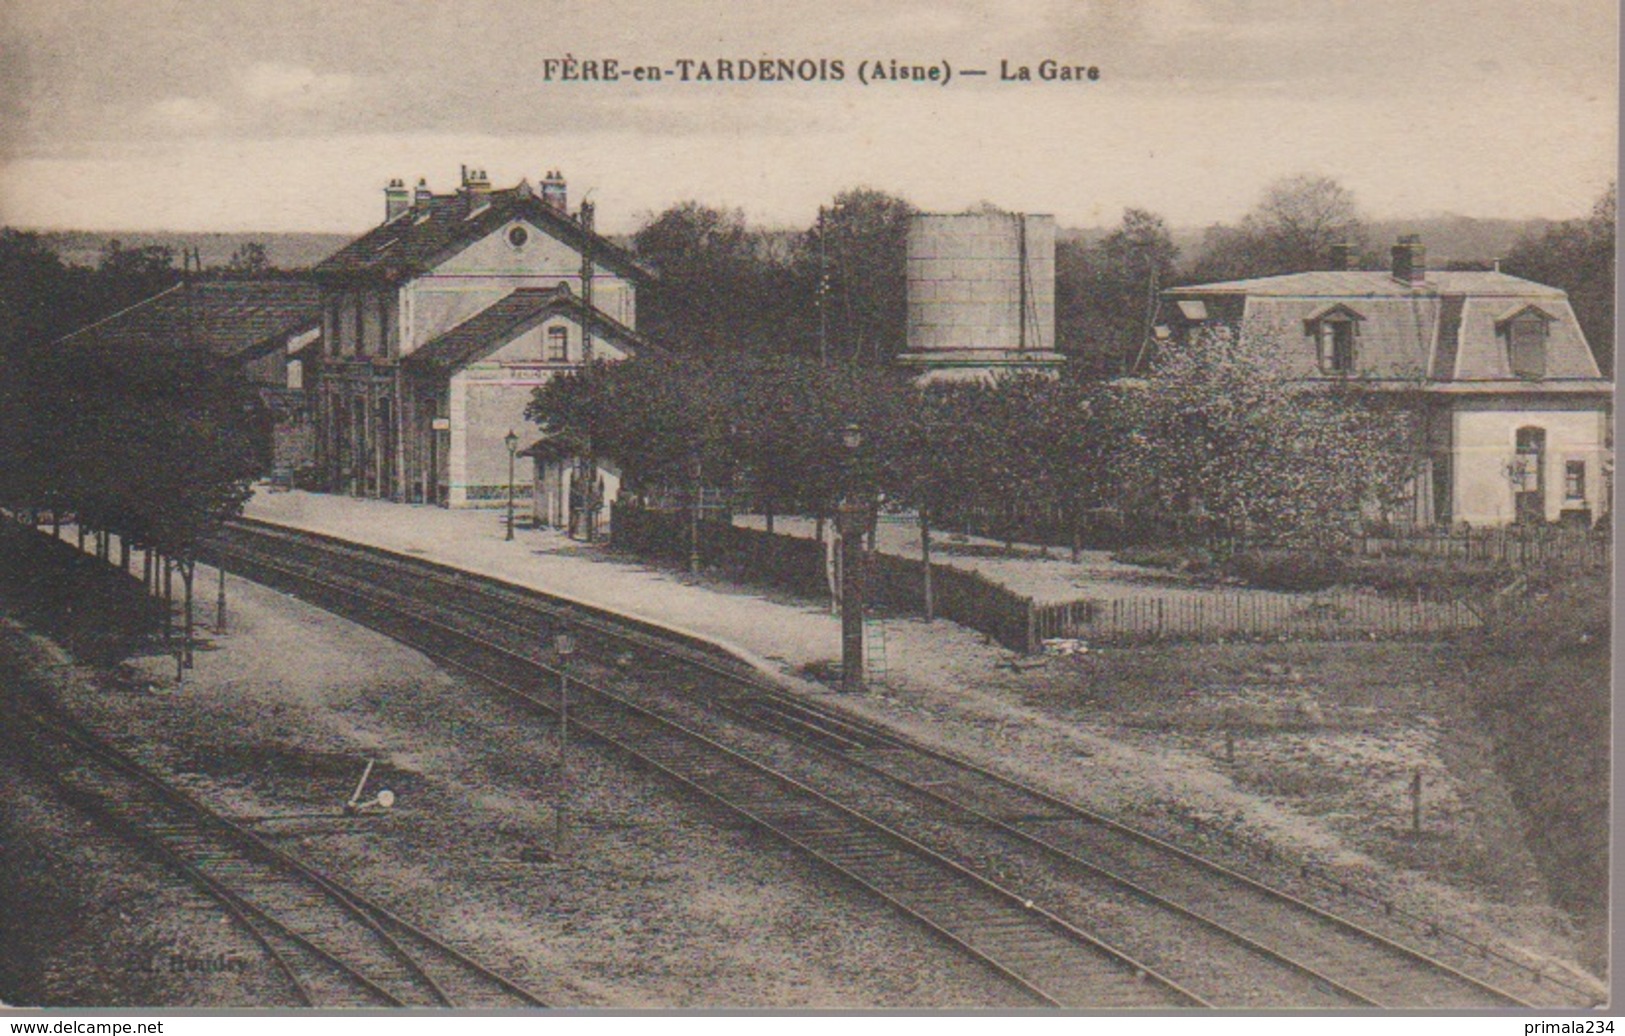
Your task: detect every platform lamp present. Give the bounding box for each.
[836,422,867,693]
[504,429,519,541]
[553,628,575,852]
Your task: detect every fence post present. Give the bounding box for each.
[1025,597,1037,654]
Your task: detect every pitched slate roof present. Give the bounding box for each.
[313,184,650,284]
[403,285,656,373]
[54,280,321,362]
[1163,269,1605,385]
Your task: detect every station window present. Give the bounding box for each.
[547,326,569,362]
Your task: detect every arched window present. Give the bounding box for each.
[1513,426,1546,523]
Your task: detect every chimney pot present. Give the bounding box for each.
[384,178,411,221]
[1329,243,1354,270]
[1390,235,1427,285]
[541,170,568,214]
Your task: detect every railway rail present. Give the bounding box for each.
[0,669,547,1010]
[212,519,1565,1009]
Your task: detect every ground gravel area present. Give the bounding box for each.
[0,572,1020,1009]
[235,492,1600,999]
[6,494,1598,1006]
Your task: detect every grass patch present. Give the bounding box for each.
[1452,570,1610,972]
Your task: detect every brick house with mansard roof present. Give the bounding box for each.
[1156,237,1612,527]
[310,168,657,510]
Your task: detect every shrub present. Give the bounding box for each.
[1223,549,1346,591]
[1112,545,1213,574]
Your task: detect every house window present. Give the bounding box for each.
[325,302,340,356]
[547,326,569,362]
[378,296,393,355]
[1317,318,1356,373]
[1506,313,1548,379]
[1513,426,1546,523]
[353,295,367,358]
[1565,460,1586,501]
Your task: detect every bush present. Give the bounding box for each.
[1112,545,1213,574]
[1223,549,1346,591]
[1338,555,1517,597]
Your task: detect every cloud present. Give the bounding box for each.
[237,61,355,107]
[143,96,224,133]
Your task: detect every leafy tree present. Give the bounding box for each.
[1107,324,1420,546]
[1055,209,1179,376]
[797,188,916,366]
[632,202,790,355]
[225,241,272,275]
[1187,173,1365,282]
[95,239,180,315]
[1503,181,1615,375]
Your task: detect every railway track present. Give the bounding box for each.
[0,670,547,1010]
[212,519,1563,1009]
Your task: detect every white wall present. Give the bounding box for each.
[1451,399,1609,525]
[401,219,633,355]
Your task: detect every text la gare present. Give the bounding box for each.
[1002,59,1100,82]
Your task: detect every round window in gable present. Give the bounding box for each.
[507,226,529,247]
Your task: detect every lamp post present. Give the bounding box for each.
[689,448,703,574]
[836,423,867,693]
[504,429,519,541]
[554,628,574,853]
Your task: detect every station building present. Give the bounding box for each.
[49,279,322,474]
[1157,238,1613,527]
[310,168,656,511]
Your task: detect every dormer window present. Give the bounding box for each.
[1496,305,1554,379]
[1304,304,1364,374]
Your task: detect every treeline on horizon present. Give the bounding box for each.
[1,173,1615,375]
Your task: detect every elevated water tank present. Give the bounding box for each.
[898,212,1061,381]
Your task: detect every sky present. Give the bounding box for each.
[0,0,1616,235]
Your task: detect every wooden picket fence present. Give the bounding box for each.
[1029,588,1482,647]
[612,503,1037,653]
[1357,524,1610,569]
[614,504,1490,653]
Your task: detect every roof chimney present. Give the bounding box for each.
[541,169,568,214]
[1328,242,1355,271]
[414,177,433,209]
[384,178,410,221]
[460,167,493,215]
[1390,235,1427,285]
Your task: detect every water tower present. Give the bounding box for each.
[895,211,1065,382]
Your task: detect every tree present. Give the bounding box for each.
[95,239,180,315]
[1187,174,1365,282]
[1055,209,1179,375]
[797,187,916,366]
[226,241,272,275]
[1106,324,1420,546]
[632,202,789,355]
[1503,181,1615,375]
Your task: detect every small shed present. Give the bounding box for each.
[520,433,621,540]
